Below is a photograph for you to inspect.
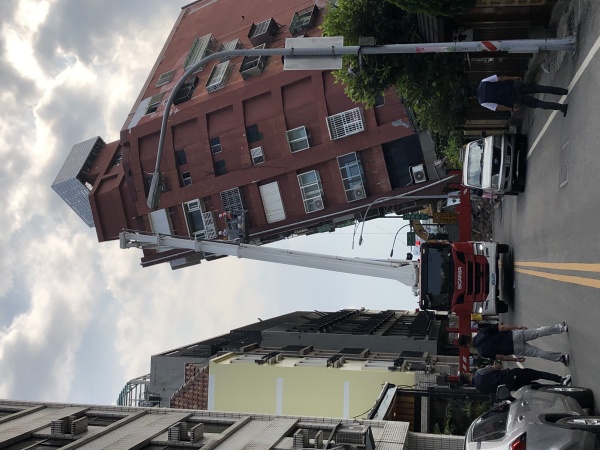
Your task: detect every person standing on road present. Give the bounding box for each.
[476,75,569,116]
[459,362,571,395]
[458,322,569,366]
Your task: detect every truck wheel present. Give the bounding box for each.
[556,416,600,433]
[497,244,509,254]
[539,386,594,409]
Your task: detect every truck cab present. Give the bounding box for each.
[462,133,526,195]
[419,241,508,316]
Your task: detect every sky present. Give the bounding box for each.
[0,0,417,405]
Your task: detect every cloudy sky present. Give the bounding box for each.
[0,0,416,405]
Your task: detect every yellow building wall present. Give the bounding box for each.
[209,357,416,418]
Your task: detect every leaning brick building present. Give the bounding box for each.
[53,0,445,269]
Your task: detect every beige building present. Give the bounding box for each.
[208,352,416,418]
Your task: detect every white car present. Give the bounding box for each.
[465,384,599,449]
[462,133,527,196]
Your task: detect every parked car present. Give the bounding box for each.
[465,384,599,449]
[462,133,527,196]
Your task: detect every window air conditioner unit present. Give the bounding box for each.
[336,426,369,446]
[352,186,366,200]
[410,164,427,184]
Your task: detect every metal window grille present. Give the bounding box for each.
[220,187,244,211]
[240,44,268,80]
[184,34,216,71]
[297,170,324,213]
[201,211,217,239]
[286,126,310,152]
[205,61,233,93]
[326,107,365,140]
[249,19,271,38]
[289,5,318,37]
[145,92,165,114]
[218,39,243,61]
[337,152,367,202]
[156,70,175,87]
[250,146,264,164]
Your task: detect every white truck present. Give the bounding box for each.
[462,133,527,196]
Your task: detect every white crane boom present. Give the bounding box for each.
[119,230,418,287]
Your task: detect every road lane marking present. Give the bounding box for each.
[515,262,600,272]
[515,268,600,289]
[527,31,600,159]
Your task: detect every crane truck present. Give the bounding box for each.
[119,230,508,373]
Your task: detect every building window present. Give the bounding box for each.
[145,92,165,115]
[181,171,192,186]
[210,137,222,154]
[326,107,365,140]
[289,5,319,37]
[156,69,175,87]
[206,61,233,93]
[183,200,206,238]
[220,187,244,212]
[214,160,227,176]
[184,34,217,71]
[250,146,264,164]
[246,124,262,143]
[173,76,199,105]
[338,152,367,201]
[175,149,187,166]
[286,126,310,152]
[248,18,278,46]
[240,44,268,80]
[218,38,243,61]
[297,170,324,213]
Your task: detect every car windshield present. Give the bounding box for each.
[420,244,452,310]
[466,140,485,188]
[471,404,509,442]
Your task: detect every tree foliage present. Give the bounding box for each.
[321,0,470,135]
[386,0,476,16]
[321,0,420,105]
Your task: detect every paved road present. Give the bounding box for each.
[493,0,600,411]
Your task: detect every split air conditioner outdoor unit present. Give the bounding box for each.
[410,164,427,184]
[352,186,366,200]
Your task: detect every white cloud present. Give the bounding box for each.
[0,0,416,406]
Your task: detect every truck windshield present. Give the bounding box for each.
[466,140,484,188]
[420,244,453,310]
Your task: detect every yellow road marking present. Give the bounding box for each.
[515,262,600,272]
[515,268,600,289]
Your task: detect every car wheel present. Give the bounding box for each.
[539,386,594,409]
[497,244,509,254]
[556,416,600,433]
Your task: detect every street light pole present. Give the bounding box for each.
[147,36,576,209]
[389,223,412,257]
